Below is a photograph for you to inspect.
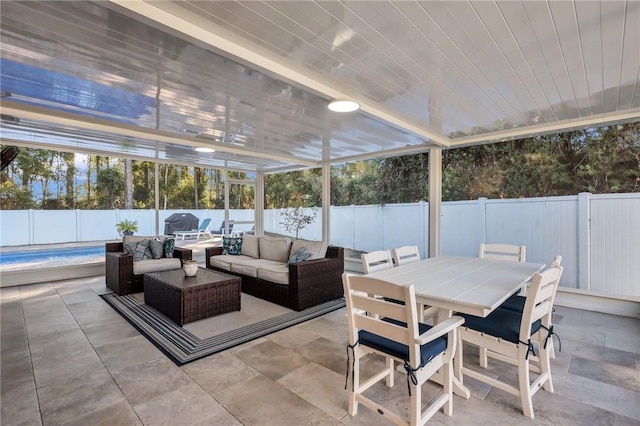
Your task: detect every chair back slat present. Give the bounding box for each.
[392,245,421,266]
[343,274,419,349]
[361,250,394,274]
[348,274,405,300]
[520,265,563,339]
[353,315,412,346]
[479,243,526,262]
[351,294,409,322]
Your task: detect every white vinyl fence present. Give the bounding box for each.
[2,193,639,299]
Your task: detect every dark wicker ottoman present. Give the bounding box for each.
[143,268,241,326]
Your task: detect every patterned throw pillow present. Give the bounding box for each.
[148,238,164,259]
[124,239,153,261]
[163,238,175,258]
[286,247,312,266]
[222,237,242,255]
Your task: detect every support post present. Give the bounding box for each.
[428,147,442,257]
[577,192,591,291]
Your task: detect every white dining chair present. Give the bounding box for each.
[479,243,526,262]
[499,255,563,358]
[477,243,526,366]
[392,245,420,265]
[392,245,438,322]
[456,262,563,419]
[361,250,393,274]
[342,273,465,425]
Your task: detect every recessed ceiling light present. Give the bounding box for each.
[328,100,360,112]
[194,147,215,153]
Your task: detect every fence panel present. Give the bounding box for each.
[590,194,640,297]
[2,193,639,300]
[442,200,484,257]
[485,196,579,289]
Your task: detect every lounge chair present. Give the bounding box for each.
[210,220,235,238]
[174,218,212,240]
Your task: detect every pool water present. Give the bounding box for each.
[0,246,105,266]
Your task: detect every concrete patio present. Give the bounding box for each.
[1,275,638,425]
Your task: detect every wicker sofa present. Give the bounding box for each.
[205,234,344,311]
[105,236,192,296]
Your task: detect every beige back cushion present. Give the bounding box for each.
[290,239,327,260]
[241,234,260,259]
[258,236,292,263]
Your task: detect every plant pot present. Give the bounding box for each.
[183,261,198,277]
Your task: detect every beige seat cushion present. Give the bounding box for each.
[210,255,234,271]
[257,263,289,285]
[259,236,292,263]
[290,239,327,260]
[241,234,260,259]
[132,258,181,275]
[233,258,282,277]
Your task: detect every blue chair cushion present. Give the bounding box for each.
[459,307,541,344]
[358,318,447,368]
[500,294,526,313]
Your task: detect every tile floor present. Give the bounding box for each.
[1,276,639,425]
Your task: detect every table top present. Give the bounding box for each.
[145,267,240,290]
[367,255,545,317]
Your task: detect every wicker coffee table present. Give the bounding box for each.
[143,268,241,325]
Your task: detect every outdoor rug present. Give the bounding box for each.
[101,292,345,365]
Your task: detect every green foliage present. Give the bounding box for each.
[95,166,124,209]
[115,219,138,235]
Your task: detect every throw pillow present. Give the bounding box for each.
[222,237,242,255]
[148,239,164,259]
[124,239,153,261]
[286,247,312,266]
[163,238,175,258]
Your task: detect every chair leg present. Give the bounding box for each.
[454,334,463,384]
[479,347,488,368]
[386,357,394,387]
[410,378,422,425]
[349,355,360,415]
[518,352,534,419]
[443,360,453,416]
[540,344,554,393]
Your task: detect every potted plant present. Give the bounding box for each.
[116,219,138,236]
[182,259,199,277]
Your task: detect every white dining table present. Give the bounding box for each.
[367,255,545,397]
[367,255,545,318]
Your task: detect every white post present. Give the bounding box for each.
[428,147,442,257]
[322,164,330,244]
[478,197,487,243]
[578,192,591,291]
[256,171,264,236]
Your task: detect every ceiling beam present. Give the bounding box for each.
[0,101,318,167]
[108,0,452,148]
[448,110,640,147]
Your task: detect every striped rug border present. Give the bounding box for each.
[101,293,345,365]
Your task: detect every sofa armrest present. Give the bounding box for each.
[174,247,192,262]
[205,246,223,269]
[106,242,123,253]
[288,246,345,309]
[105,250,134,295]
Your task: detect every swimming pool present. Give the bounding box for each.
[0,245,105,266]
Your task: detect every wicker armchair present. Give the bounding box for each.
[205,245,344,311]
[105,241,192,296]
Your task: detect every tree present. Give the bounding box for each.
[279,206,318,239]
[95,167,124,209]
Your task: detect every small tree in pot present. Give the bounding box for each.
[280,206,317,240]
[116,219,138,236]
